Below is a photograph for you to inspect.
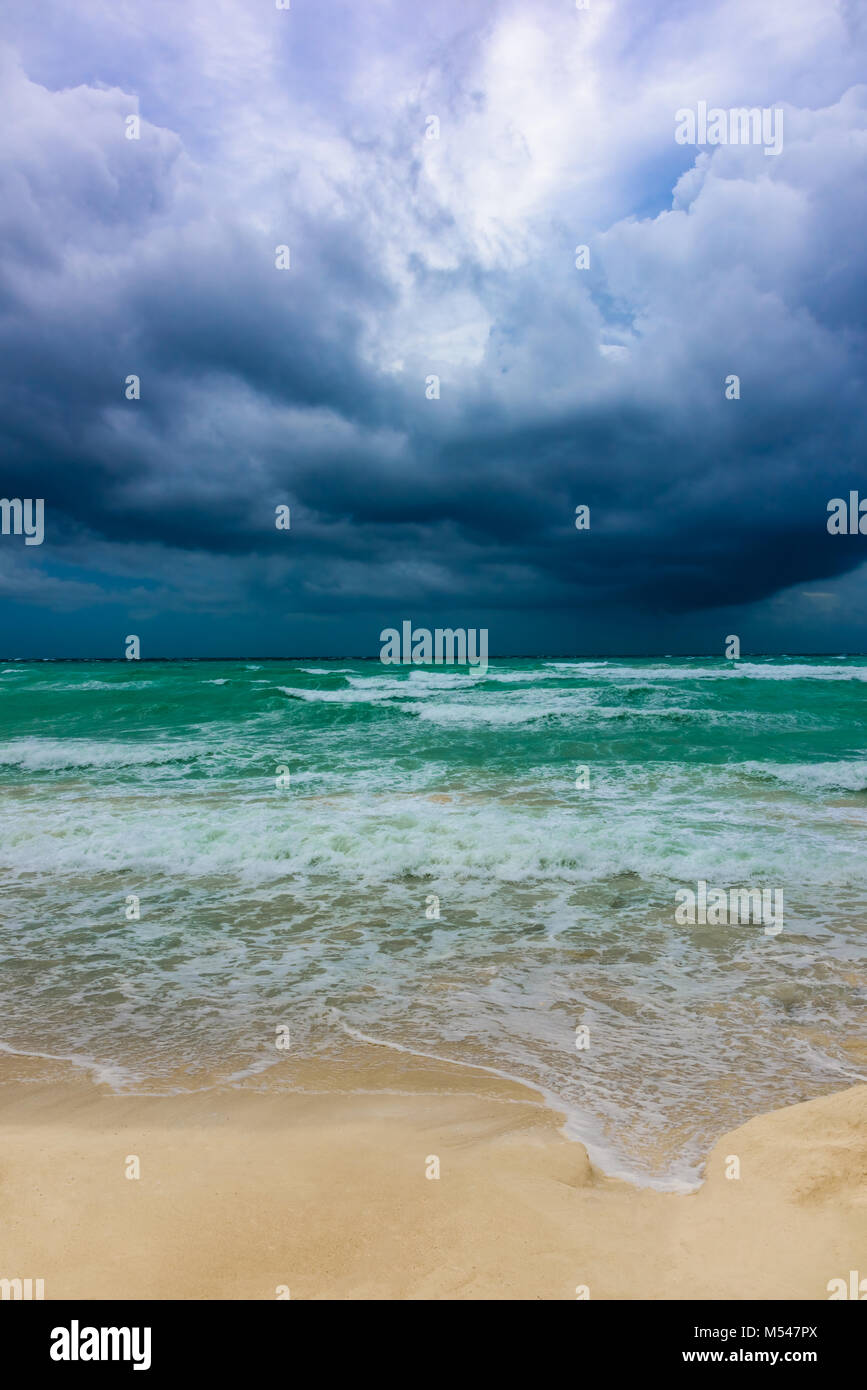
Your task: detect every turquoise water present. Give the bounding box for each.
[0,655,865,1186]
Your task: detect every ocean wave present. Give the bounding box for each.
[0,738,202,771]
[479,670,578,683]
[0,788,857,888]
[402,699,568,725]
[404,669,485,687]
[402,697,779,728]
[277,683,408,704]
[543,661,610,670]
[743,760,867,793]
[732,662,867,681]
[538,661,867,682]
[31,680,157,691]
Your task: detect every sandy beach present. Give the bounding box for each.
[1,1055,864,1301]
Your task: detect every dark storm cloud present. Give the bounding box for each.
[1,0,867,651]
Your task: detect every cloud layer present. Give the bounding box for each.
[1,0,866,654]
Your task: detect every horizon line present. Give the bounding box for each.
[0,652,863,663]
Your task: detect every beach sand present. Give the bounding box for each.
[0,1054,864,1300]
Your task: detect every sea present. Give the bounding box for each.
[0,655,865,1188]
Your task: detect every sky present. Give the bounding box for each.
[1,0,866,657]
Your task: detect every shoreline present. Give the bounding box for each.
[0,1057,864,1300]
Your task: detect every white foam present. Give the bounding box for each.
[0,737,200,771]
[38,680,156,691]
[732,662,867,681]
[277,684,403,704]
[743,760,867,793]
[0,1039,138,1090]
[543,661,867,682]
